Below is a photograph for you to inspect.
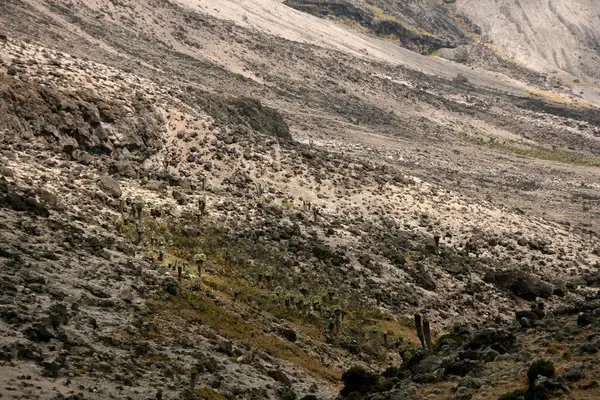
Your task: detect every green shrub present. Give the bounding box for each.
[382,366,401,378]
[499,388,527,400]
[527,359,555,384]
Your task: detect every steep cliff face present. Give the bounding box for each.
[456,0,600,82]
[283,0,461,54]
[0,74,165,160]
[285,0,600,83]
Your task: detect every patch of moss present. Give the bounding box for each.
[367,5,436,38]
[193,387,225,400]
[428,48,444,58]
[527,89,597,109]
[466,133,600,167]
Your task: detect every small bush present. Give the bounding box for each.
[382,366,401,378]
[340,366,379,397]
[499,388,527,400]
[527,359,555,384]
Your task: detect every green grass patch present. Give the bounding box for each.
[193,387,226,400]
[527,89,597,109]
[367,5,436,38]
[149,293,340,382]
[466,133,600,167]
[428,48,444,58]
[491,141,600,167]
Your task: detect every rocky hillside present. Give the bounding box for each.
[0,0,600,399]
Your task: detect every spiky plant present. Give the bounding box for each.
[136,222,145,246]
[134,199,144,222]
[423,314,433,352]
[414,313,425,349]
[373,289,382,306]
[327,287,336,302]
[193,253,207,278]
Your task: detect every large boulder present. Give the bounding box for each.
[484,269,553,300]
[466,328,516,354]
[98,176,122,198]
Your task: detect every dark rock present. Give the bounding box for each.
[516,310,539,323]
[412,373,439,383]
[16,341,43,361]
[527,359,555,384]
[98,176,122,198]
[312,244,332,260]
[458,376,484,389]
[161,276,180,296]
[42,353,66,378]
[358,253,371,266]
[196,354,220,374]
[172,190,186,205]
[467,328,516,354]
[194,94,291,140]
[278,327,298,342]
[268,369,292,387]
[0,75,164,159]
[411,264,436,291]
[577,312,595,327]
[443,358,479,377]
[48,303,69,329]
[484,269,553,301]
[558,365,585,382]
[412,355,443,375]
[109,160,138,179]
[278,387,297,400]
[3,191,50,217]
[0,306,24,324]
[340,365,378,397]
[217,340,233,356]
[526,376,568,399]
[0,279,18,294]
[23,324,54,342]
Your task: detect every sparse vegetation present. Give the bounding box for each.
[467,133,600,167]
[528,89,597,109]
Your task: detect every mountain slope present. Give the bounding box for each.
[0,0,600,399]
[457,0,600,83]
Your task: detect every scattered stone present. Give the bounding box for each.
[98,176,122,198]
